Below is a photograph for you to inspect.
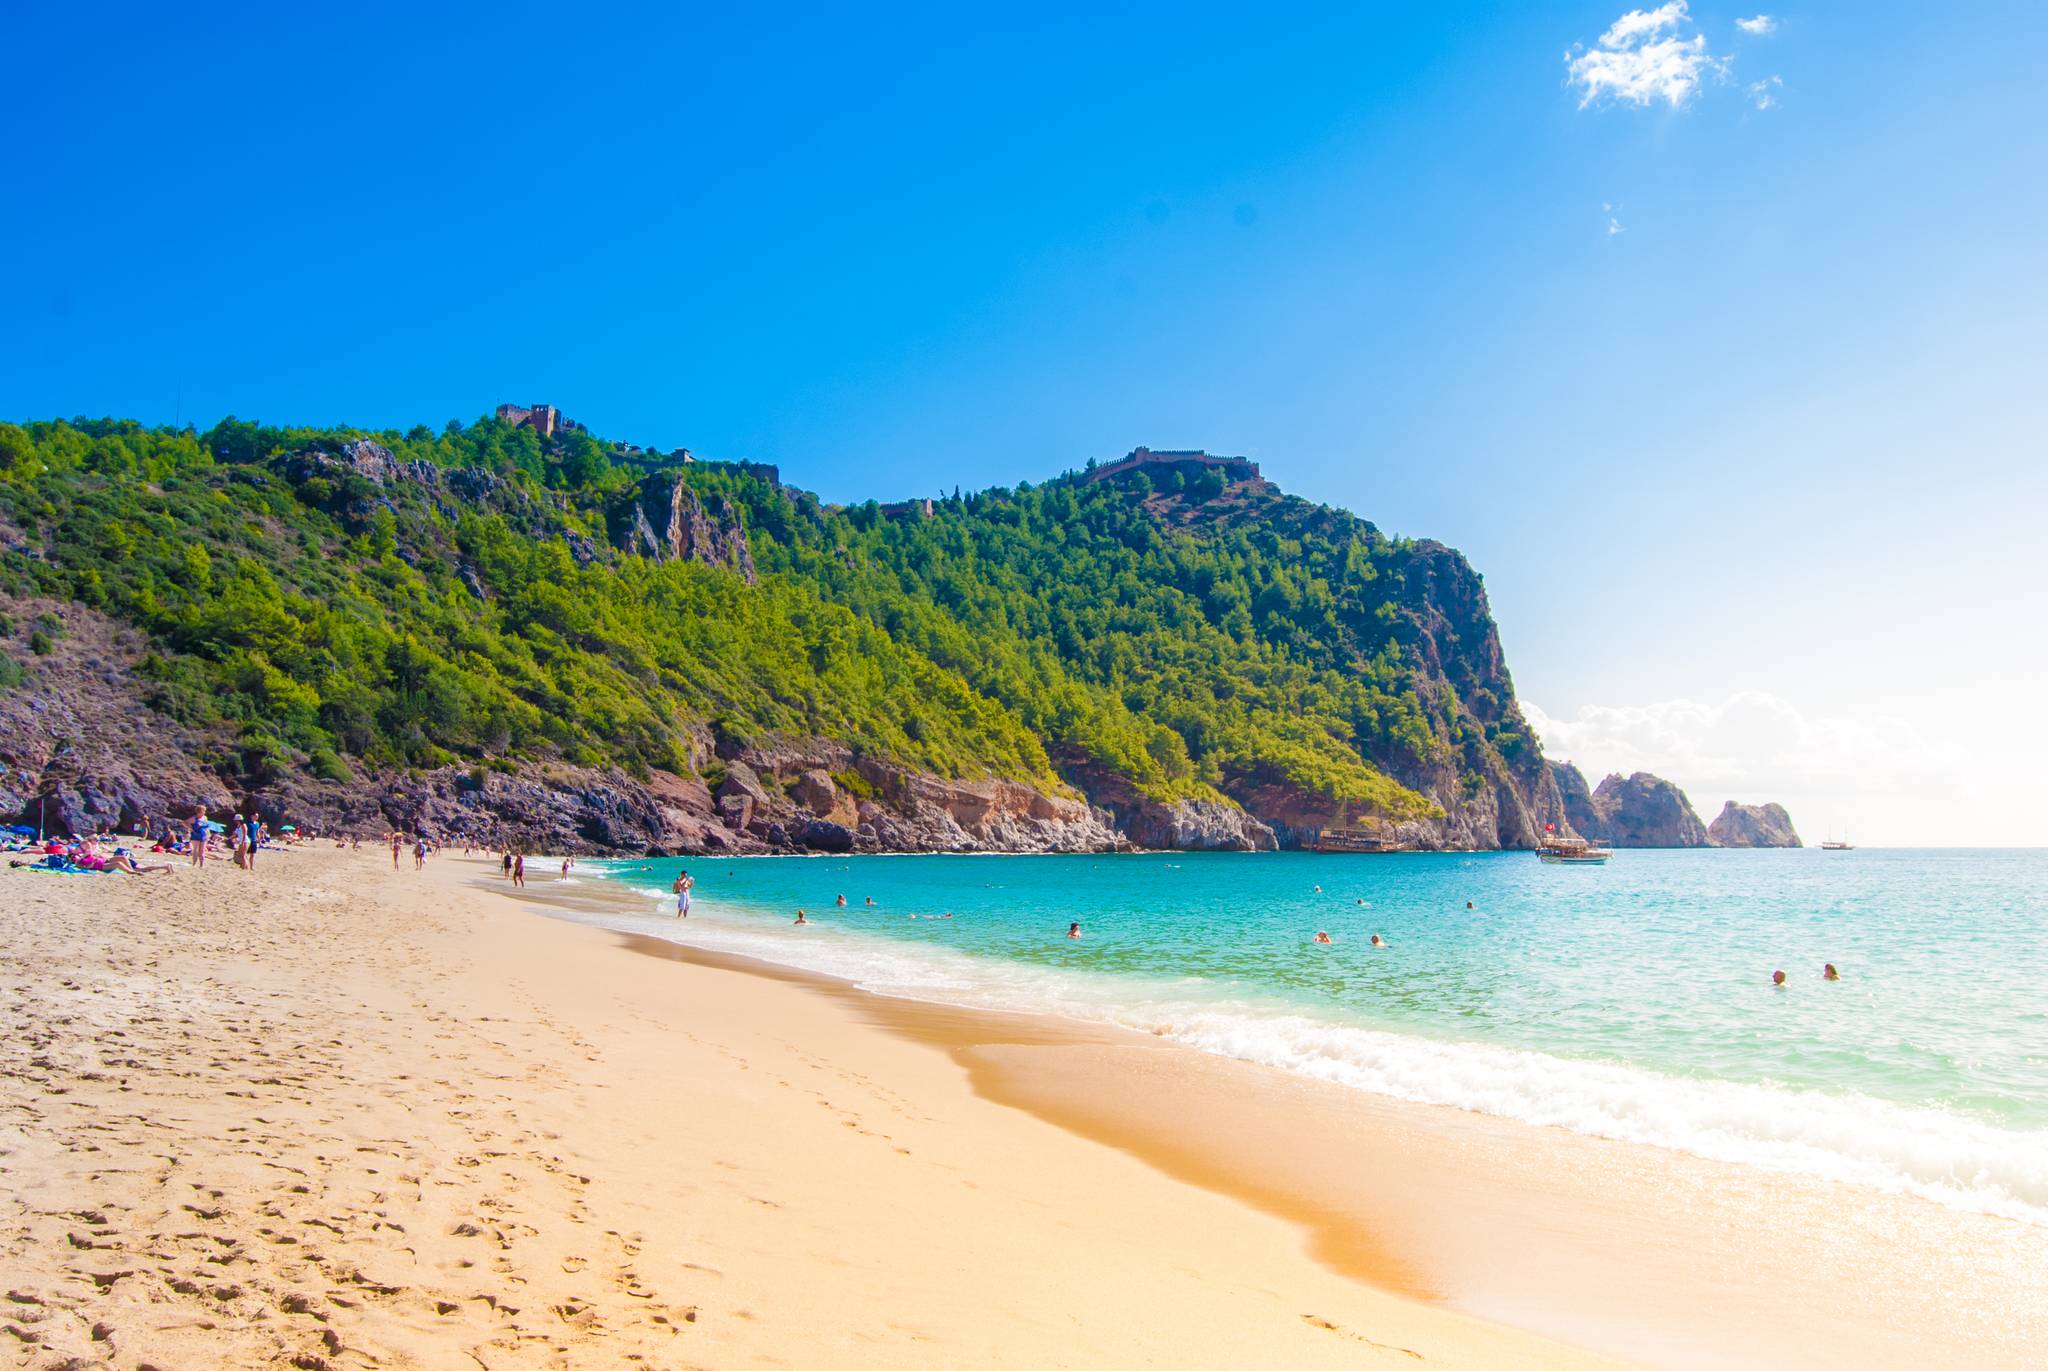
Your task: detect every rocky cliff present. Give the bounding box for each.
[1546,762,1711,847]
[610,473,757,582]
[1707,801,1802,848]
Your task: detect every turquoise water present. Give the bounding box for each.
[579,848,2048,1222]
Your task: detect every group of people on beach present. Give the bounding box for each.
[6,834,174,876]
[1,800,319,877]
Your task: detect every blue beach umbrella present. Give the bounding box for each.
[6,824,35,836]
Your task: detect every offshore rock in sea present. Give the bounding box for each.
[1707,801,1802,848]
[1546,763,1712,847]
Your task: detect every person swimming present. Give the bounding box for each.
[1465,901,1474,910]
[1772,969,1787,987]
[1067,921,1082,939]
[794,909,809,925]
[836,894,848,907]
[1370,934,1385,947]
[1313,931,1332,944]
[1823,963,1841,981]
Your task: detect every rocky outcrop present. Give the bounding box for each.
[1545,763,1711,847]
[850,759,1124,853]
[610,474,756,583]
[1708,801,1802,848]
[0,599,235,837]
[1548,759,1601,839]
[1115,795,1277,852]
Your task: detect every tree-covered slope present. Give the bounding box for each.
[0,414,1565,850]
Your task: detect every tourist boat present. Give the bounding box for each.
[1309,826,1406,854]
[1821,836,1855,850]
[1537,834,1612,865]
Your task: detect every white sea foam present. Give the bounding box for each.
[566,881,2048,1226]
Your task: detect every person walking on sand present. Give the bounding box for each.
[189,806,209,867]
[391,832,402,870]
[512,853,526,888]
[673,870,693,917]
[413,836,427,870]
[244,811,262,871]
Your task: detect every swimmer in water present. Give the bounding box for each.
[1466,901,1474,910]
[1067,922,1082,939]
[1772,969,1787,987]
[865,896,875,907]
[836,894,847,907]
[1370,934,1385,947]
[794,909,809,925]
[1356,898,1365,906]
[1313,931,1332,945]
[1823,963,1841,981]
[1314,884,1323,893]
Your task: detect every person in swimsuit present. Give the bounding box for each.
[794,909,809,925]
[673,870,693,917]
[1067,921,1082,939]
[1370,934,1386,947]
[1823,964,1840,981]
[512,853,526,888]
[1313,931,1333,944]
[1772,969,1787,987]
[188,807,210,866]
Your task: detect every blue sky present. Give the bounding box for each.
[5,2,2043,842]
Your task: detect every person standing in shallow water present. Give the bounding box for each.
[673,869,693,917]
[512,853,526,888]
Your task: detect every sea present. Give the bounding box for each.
[565,848,2048,1226]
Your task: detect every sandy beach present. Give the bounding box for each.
[4,846,2042,1369]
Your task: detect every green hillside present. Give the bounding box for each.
[0,414,1543,831]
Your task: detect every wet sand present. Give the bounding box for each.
[567,870,2048,1371]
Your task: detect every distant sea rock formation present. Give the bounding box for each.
[1547,762,1712,847]
[1707,801,1802,848]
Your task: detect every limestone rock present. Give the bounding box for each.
[610,474,756,583]
[1708,801,1802,848]
[1545,763,1711,847]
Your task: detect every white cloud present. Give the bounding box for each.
[1736,14,1778,35]
[1606,215,1626,236]
[1748,75,1783,109]
[1565,1,1729,109]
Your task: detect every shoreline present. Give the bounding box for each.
[4,846,2041,1368]
[544,859,2048,1370]
[0,844,1624,1370]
